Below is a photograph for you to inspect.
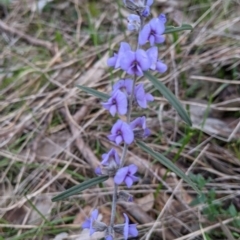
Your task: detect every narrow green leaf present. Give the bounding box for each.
[144,71,192,126]
[77,85,109,101]
[164,24,193,34]
[136,141,200,194]
[52,175,109,202]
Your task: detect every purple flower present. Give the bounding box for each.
[127,14,141,31]
[107,42,131,69]
[113,79,133,95]
[120,49,151,76]
[101,148,120,166]
[123,213,138,239]
[134,83,154,108]
[147,46,167,73]
[138,15,166,46]
[108,120,134,145]
[81,209,99,236]
[102,90,128,116]
[114,164,138,187]
[130,116,150,138]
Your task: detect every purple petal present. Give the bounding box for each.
[141,6,150,17]
[156,22,165,35]
[101,148,113,165]
[150,18,161,33]
[128,14,140,22]
[114,167,128,185]
[130,117,144,129]
[145,93,154,101]
[138,23,151,45]
[128,164,138,174]
[156,61,167,73]
[149,35,155,46]
[158,14,167,23]
[89,227,95,236]
[115,135,123,145]
[137,98,147,108]
[109,105,117,116]
[113,79,124,92]
[123,213,129,239]
[144,128,151,137]
[147,0,153,6]
[124,79,134,94]
[81,219,90,229]
[95,167,102,175]
[130,175,139,183]
[113,79,133,95]
[155,35,165,44]
[121,122,134,144]
[146,46,158,69]
[129,224,138,237]
[91,209,98,220]
[105,235,113,240]
[136,49,150,71]
[111,120,122,134]
[125,176,134,187]
[135,64,143,76]
[108,134,116,142]
[113,150,120,164]
[115,42,131,68]
[120,51,135,71]
[107,54,117,67]
[101,101,111,110]
[116,91,128,115]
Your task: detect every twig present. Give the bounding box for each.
[0,19,57,55]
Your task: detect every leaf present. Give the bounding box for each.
[144,71,192,126]
[77,85,109,101]
[164,24,193,34]
[136,140,200,194]
[52,175,109,202]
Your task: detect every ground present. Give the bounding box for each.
[0,0,240,239]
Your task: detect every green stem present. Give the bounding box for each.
[109,13,144,236]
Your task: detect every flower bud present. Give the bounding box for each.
[123,0,145,12]
[92,220,107,232]
[127,14,141,32]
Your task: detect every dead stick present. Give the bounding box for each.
[0,20,57,55]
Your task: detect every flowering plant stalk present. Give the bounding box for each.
[82,1,168,238]
[52,1,198,239]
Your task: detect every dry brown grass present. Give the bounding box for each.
[0,0,240,239]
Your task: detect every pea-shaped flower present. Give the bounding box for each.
[113,78,134,95]
[108,120,134,145]
[130,116,150,138]
[147,46,167,73]
[102,90,128,117]
[114,164,138,187]
[120,49,151,76]
[107,42,131,69]
[113,213,138,239]
[138,14,166,46]
[134,83,154,108]
[82,209,107,235]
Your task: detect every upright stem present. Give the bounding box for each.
[110,183,118,228]
[109,15,144,235]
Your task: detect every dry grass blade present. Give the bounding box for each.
[1,0,240,239]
